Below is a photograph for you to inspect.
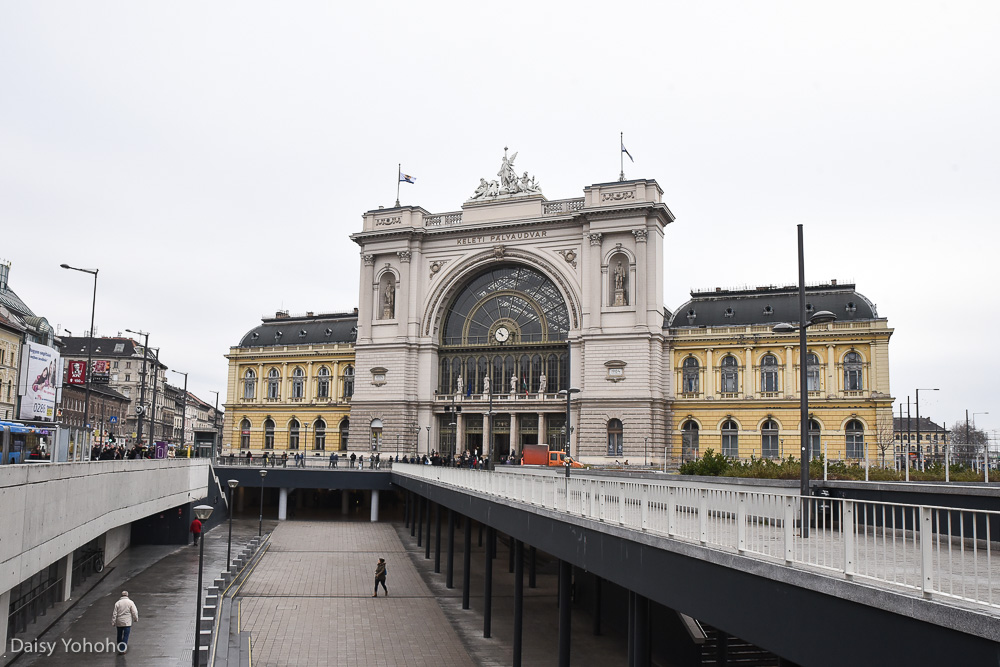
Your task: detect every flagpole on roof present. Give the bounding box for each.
[396,163,401,207]
[619,132,625,182]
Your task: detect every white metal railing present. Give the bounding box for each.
[396,465,1000,612]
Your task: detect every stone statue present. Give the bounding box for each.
[538,372,547,394]
[498,149,518,190]
[486,180,500,197]
[468,148,542,200]
[383,281,395,318]
[614,261,625,291]
[510,374,517,394]
[471,178,489,199]
[483,374,490,394]
[456,374,464,396]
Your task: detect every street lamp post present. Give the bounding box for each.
[258,469,268,536]
[425,425,430,460]
[192,504,214,666]
[557,388,581,478]
[772,224,837,538]
[125,329,149,448]
[61,264,98,460]
[227,479,238,568]
[171,370,189,456]
[915,388,938,471]
[210,390,220,460]
[487,384,494,470]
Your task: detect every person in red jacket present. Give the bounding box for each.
[190,517,202,545]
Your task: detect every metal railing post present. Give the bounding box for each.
[843,500,855,580]
[699,490,708,545]
[920,506,933,598]
[618,484,626,525]
[667,487,676,537]
[641,485,649,531]
[784,496,795,564]
[737,492,747,554]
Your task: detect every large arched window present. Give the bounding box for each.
[267,368,280,400]
[721,420,739,458]
[681,420,699,461]
[761,419,779,459]
[288,419,300,450]
[844,352,863,391]
[806,353,821,392]
[339,418,350,451]
[760,354,779,393]
[720,356,739,393]
[846,419,864,458]
[342,366,355,398]
[243,369,256,400]
[263,418,275,450]
[291,368,304,399]
[240,418,251,450]
[314,419,326,450]
[682,357,700,394]
[316,366,330,399]
[607,419,623,456]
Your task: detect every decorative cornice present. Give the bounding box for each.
[601,191,635,202]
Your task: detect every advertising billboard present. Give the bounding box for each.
[18,342,61,421]
[66,360,86,386]
[92,359,110,384]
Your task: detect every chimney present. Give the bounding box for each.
[715,287,722,293]
[275,310,289,319]
[306,311,314,317]
[831,279,837,286]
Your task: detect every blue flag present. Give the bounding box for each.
[399,171,416,184]
[621,143,634,163]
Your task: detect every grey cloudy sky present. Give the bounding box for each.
[2,2,997,436]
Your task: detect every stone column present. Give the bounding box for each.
[538,413,547,445]
[371,489,380,522]
[745,347,754,397]
[510,414,520,457]
[633,228,648,321]
[588,232,603,330]
[827,344,836,396]
[457,413,465,454]
[359,253,376,343]
[0,589,10,653]
[56,552,73,602]
[305,361,313,402]
[278,487,288,521]
[483,413,490,458]
[705,348,714,397]
[784,346,794,396]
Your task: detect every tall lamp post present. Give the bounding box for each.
[487,383,495,470]
[227,479,238,567]
[171,370,189,456]
[258,468,268,536]
[772,224,837,538]
[192,504,214,666]
[125,328,149,447]
[914,388,938,471]
[557,387,581,478]
[210,390,220,460]
[61,264,98,460]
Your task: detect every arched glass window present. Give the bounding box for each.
[721,356,739,393]
[809,419,821,460]
[342,366,355,398]
[240,418,251,449]
[806,353,821,392]
[761,419,779,458]
[760,354,779,393]
[288,419,300,450]
[844,352,863,391]
[314,419,326,450]
[243,369,256,400]
[721,420,739,458]
[339,418,350,451]
[682,357,700,394]
[267,368,280,400]
[681,420,699,461]
[846,419,864,458]
[291,367,304,399]
[606,418,623,456]
[316,367,330,399]
[263,418,275,450]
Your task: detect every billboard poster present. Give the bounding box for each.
[92,359,110,384]
[18,342,61,421]
[67,360,86,385]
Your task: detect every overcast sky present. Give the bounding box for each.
[2,2,997,438]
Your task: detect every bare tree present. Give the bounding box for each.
[874,410,895,467]
[949,418,988,467]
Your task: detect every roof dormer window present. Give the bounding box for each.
[299,329,307,338]
[846,301,857,314]
[762,305,773,317]
[686,309,696,324]
[724,307,735,318]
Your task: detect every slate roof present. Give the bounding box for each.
[61,336,140,357]
[0,285,35,319]
[237,312,358,348]
[667,283,879,329]
[893,417,947,432]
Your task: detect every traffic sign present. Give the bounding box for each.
[135,405,144,415]
[109,415,118,423]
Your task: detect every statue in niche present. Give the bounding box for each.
[613,260,628,306]
[483,374,490,395]
[510,374,517,394]
[538,372,547,394]
[383,281,395,319]
[456,374,464,397]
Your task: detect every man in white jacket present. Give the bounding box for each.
[111,591,139,653]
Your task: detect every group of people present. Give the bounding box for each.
[91,443,148,461]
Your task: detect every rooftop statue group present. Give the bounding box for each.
[469,148,542,201]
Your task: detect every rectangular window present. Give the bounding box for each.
[125,374,130,382]
[126,361,131,369]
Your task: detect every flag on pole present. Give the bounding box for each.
[399,171,416,184]
[621,143,634,163]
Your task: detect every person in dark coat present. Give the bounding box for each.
[372,558,387,597]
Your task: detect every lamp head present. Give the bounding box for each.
[60,263,70,269]
[228,479,239,489]
[259,469,268,478]
[193,504,214,521]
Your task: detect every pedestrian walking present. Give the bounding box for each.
[111,591,139,653]
[329,452,335,468]
[372,558,388,597]
[190,517,202,545]
[281,452,288,467]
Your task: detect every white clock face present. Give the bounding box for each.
[494,327,510,343]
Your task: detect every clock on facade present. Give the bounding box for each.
[494,326,510,343]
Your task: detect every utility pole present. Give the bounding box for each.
[126,329,149,446]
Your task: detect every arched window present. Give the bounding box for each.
[314,419,326,450]
[682,357,700,394]
[809,419,821,460]
[846,419,864,458]
[681,420,699,461]
[263,418,275,450]
[240,418,251,450]
[721,356,739,393]
[267,368,280,400]
[316,367,330,399]
[606,418,623,456]
[288,419,300,450]
[339,418,350,451]
[243,369,256,400]
[342,366,355,398]
[370,419,383,452]
[806,353,821,392]
[291,367,304,399]
[760,354,779,393]
[761,419,779,458]
[721,420,739,458]
[844,352,863,391]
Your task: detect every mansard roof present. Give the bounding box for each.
[237,311,358,348]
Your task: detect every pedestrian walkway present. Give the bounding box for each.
[7,519,269,667]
